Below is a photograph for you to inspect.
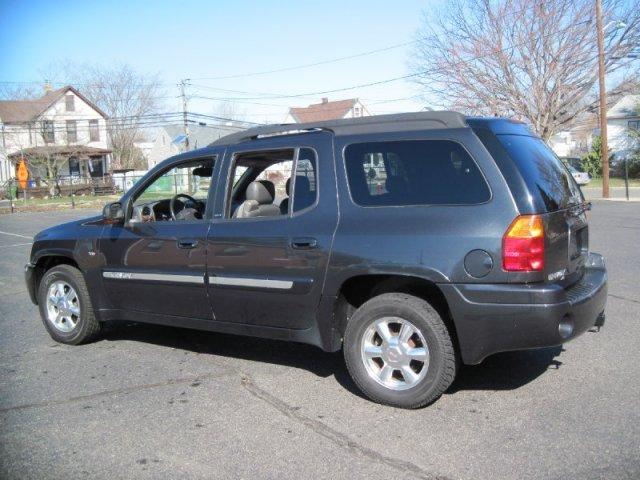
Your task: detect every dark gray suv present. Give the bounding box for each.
[25,112,607,408]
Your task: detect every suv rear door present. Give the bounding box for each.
[472,123,588,286]
[206,131,338,330]
[497,134,588,286]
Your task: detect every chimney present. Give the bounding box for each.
[44,80,53,93]
[321,97,328,104]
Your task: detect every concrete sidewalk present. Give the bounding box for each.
[582,186,640,201]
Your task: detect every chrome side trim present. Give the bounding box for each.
[209,276,293,290]
[103,271,204,284]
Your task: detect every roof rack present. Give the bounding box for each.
[209,111,467,146]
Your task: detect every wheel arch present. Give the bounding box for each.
[328,273,459,355]
[31,253,80,304]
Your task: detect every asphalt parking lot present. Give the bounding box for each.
[1,201,639,480]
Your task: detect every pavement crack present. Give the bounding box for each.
[608,293,640,305]
[239,373,450,480]
[0,371,220,414]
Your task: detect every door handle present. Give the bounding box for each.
[291,237,318,249]
[177,238,199,249]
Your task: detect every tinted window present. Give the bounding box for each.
[344,140,490,206]
[293,148,317,212]
[496,135,583,212]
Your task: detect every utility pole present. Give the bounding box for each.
[179,79,190,151]
[596,0,610,198]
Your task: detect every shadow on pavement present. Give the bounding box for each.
[102,321,564,400]
[449,346,564,393]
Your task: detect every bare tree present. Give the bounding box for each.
[72,64,165,170]
[211,100,247,123]
[0,84,40,101]
[410,0,640,139]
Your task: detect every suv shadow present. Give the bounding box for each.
[102,322,564,398]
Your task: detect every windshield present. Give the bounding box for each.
[497,135,583,212]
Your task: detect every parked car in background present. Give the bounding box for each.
[25,112,607,409]
[566,163,591,186]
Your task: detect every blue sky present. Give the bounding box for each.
[0,0,431,122]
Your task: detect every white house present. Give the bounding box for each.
[548,94,639,160]
[606,94,640,159]
[285,98,371,123]
[547,113,597,159]
[0,85,110,183]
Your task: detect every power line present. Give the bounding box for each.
[189,41,418,81]
[187,0,558,82]
[184,19,593,102]
[1,111,253,135]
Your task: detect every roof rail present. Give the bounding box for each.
[209,111,467,146]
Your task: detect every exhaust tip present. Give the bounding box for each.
[558,317,574,339]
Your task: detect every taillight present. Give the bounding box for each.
[502,215,544,271]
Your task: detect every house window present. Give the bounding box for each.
[354,107,361,117]
[66,120,77,143]
[42,120,55,143]
[68,157,80,176]
[629,120,640,131]
[89,119,100,142]
[65,94,75,111]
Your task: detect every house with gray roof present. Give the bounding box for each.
[145,124,244,168]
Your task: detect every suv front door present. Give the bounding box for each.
[99,153,219,320]
[206,132,338,330]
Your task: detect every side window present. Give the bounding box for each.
[344,140,490,206]
[226,147,317,219]
[134,160,213,207]
[292,148,318,212]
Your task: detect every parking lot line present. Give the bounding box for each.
[0,230,33,240]
[0,242,33,249]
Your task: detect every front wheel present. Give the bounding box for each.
[37,264,101,345]
[343,293,457,408]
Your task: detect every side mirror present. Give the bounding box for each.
[103,201,124,223]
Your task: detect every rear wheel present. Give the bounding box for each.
[343,293,456,408]
[37,264,101,344]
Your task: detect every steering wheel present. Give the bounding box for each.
[170,193,203,220]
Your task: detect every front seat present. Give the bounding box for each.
[279,178,291,214]
[233,181,281,218]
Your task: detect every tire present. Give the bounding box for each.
[343,293,456,409]
[37,264,101,345]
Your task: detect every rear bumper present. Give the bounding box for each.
[440,252,607,365]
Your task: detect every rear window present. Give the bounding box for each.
[496,135,583,211]
[344,140,490,206]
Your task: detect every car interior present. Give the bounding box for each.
[130,160,213,223]
[129,147,316,223]
[227,148,316,219]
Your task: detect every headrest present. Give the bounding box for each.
[257,180,275,199]
[285,177,292,196]
[385,175,406,194]
[246,181,275,204]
